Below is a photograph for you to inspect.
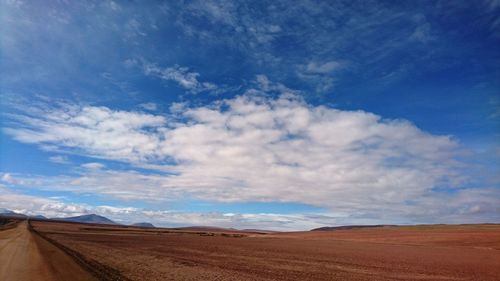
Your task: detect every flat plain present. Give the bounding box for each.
[21,220,500,281]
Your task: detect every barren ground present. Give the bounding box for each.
[0,220,96,281]
[30,221,500,281]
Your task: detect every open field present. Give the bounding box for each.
[24,220,500,281]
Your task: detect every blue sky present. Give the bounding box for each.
[0,0,499,230]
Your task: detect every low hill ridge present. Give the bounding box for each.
[131,222,155,228]
[58,214,117,225]
[311,225,396,231]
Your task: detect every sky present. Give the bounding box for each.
[0,0,499,231]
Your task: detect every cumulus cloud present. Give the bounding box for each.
[0,186,87,218]
[153,95,463,212]
[4,104,167,163]
[3,94,479,223]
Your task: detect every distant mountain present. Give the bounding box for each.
[131,222,155,228]
[311,225,395,231]
[0,208,27,218]
[241,229,278,234]
[59,214,117,225]
[0,209,50,220]
[31,215,47,220]
[174,226,236,232]
[0,208,14,214]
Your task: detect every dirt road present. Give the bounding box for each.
[0,220,96,281]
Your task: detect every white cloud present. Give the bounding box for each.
[303,61,342,74]
[0,186,87,218]
[174,1,459,89]
[296,60,345,92]
[181,0,283,45]
[3,94,487,224]
[5,104,167,163]
[49,155,70,164]
[125,18,147,38]
[0,186,497,230]
[81,162,105,170]
[0,186,331,230]
[1,173,19,184]
[139,102,158,111]
[154,95,462,211]
[143,63,217,94]
[253,74,298,95]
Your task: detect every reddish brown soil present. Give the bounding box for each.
[31,221,500,281]
[0,221,96,281]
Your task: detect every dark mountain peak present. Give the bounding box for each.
[0,208,27,218]
[60,214,117,225]
[131,222,155,228]
[0,208,14,214]
[31,215,47,219]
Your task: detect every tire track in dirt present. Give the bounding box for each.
[30,222,131,281]
[0,220,97,281]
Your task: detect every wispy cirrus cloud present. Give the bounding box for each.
[143,62,218,94]
[1,173,21,185]
[139,102,158,111]
[49,155,70,164]
[81,162,106,170]
[296,60,346,92]
[173,0,449,92]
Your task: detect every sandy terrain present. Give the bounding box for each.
[0,220,96,281]
[272,224,500,249]
[31,221,500,281]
